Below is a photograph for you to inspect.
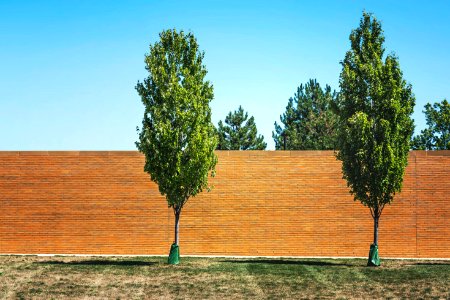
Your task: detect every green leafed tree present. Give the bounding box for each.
[411,99,450,150]
[336,13,415,266]
[136,29,218,264]
[217,105,267,150]
[273,79,338,150]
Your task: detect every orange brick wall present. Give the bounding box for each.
[0,151,449,258]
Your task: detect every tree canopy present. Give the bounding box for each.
[411,99,449,150]
[217,105,267,150]
[273,79,338,150]
[336,12,415,265]
[135,29,218,262]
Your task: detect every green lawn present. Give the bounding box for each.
[0,255,448,299]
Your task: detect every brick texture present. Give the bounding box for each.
[0,151,449,258]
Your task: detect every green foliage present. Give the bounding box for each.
[136,29,218,211]
[273,79,338,150]
[217,106,267,150]
[336,12,415,218]
[411,99,450,150]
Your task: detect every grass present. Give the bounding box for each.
[0,256,449,299]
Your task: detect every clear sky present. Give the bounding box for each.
[1,0,449,150]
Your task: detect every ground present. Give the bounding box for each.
[0,256,448,299]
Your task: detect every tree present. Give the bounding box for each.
[411,99,449,150]
[273,79,338,150]
[217,106,267,150]
[336,12,415,266]
[136,29,218,264]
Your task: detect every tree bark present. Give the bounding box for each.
[373,216,379,246]
[174,209,180,246]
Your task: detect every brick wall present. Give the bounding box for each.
[0,151,449,258]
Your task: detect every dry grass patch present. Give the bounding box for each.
[0,256,448,299]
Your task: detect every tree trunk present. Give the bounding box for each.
[373,216,379,246]
[168,208,181,265]
[174,209,180,246]
[368,215,381,266]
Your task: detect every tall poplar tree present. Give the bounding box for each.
[217,106,267,150]
[336,13,415,266]
[136,29,218,264]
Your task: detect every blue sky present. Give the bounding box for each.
[1,0,449,150]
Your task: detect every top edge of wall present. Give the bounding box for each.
[0,151,142,156]
[0,150,448,157]
[424,150,450,156]
[410,150,450,157]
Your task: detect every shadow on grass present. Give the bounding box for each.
[413,262,450,266]
[36,260,156,267]
[221,259,353,267]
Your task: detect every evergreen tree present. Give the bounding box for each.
[411,99,449,150]
[336,13,415,266]
[273,79,338,150]
[136,29,218,264]
[217,106,267,150]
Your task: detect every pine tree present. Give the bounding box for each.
[273,79,338,150]
[217,106,266,150]
[411,99,449,150]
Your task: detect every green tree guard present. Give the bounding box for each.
[368,244,380,266]
[168,243,180,265]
